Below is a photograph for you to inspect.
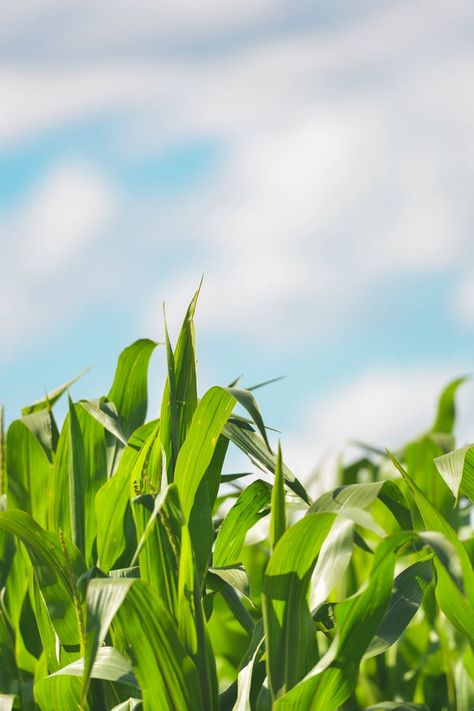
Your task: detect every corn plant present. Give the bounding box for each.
[0,286,473,711]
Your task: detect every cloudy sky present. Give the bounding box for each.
[1,0,474,484]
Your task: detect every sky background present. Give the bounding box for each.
[1,0,474,486]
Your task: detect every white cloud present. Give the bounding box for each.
[453,273,474,327]
[283,365,474,494]
[1,0,473,360]
[0,0,286,57]
[18,164,115,275]
[0,163,116,354]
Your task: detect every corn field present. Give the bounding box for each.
[0,286,473,711]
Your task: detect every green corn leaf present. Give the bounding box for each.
[67,396,86,556]
[223,387,272,452]
[54,645,137,686]
[34,674,84,711]
[95,421,157,571]
[386,454,474,649]
[0,695,16,711]
[108,338,157,440]
[50,402,108,566]
[6,419,51,527]
[160,285,200,483]
[431,376,468,434]
[174,387,236,521]
[310,480,412,530]
[110,700,142,711]
[0,605,17,693]
[388,452,474,594]
[262,512,336,700]
[178,522,218,711]
[82,577,203,710]
[214,480,271,567]
[455,649,474,711]
[21,408,59,461]
[190,434,229,580]
[207,567,254,634]
[79,399,128,446]
[31,575,62,672]
[114,581,204,711]
[82,578,135,704]
[274,534,403,710]
[163,311,180,476]
[232,638,264,711]
[310,516,355,614]
[22,368,90,416]
[0,510,85,646]
[131,487,181,614]
[364,560,433,658]
[434,444,474,503]
[208,565,249,596]
[270,443,286,549]
[223,419,309,503]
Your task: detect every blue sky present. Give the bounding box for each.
[1,0,474,483]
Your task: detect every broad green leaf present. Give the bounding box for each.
[389,454,474,650]
[67,396,86,556]
[163,312,180,476]
[455,649,474,711]
[208,566,249,596]
[178,523,199,656]
[21,409,58,461]
[22,369,89,416]
[178,522,218,711]
[34,674,84,711]
[114,581,204,711]
[108,338,157,440]
[431,376,467,434]
[128,422,161,497]
[54,645,137,687]
[364,560,433,658]
[223,420,309,503]
[0,603,17,693]
[0,510,85,646]
[31,576,62,672]
[274,535,402,710]
[50,403,108,566]
[207,567,254,634]
[224,387,271,452]
[110,700,142,711]
[160,285,200,482]
[434,444,474,503]
[95,421,157,571]
[310,480,412,530]
[132,487,181,614]
[310,517,355,614]
[403,434,454,518]
[214,480,271,567]
[270,444,286,549]
[79,400,127,446]
[262,512,336,699]
[6,420,51,526]
[76,407,108,566]
[189,435,229,580]
[174,387,236,521]
[83,578,134,703]
[232,639,264,711]
[0,695,15,711]
[81,575,203,711]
